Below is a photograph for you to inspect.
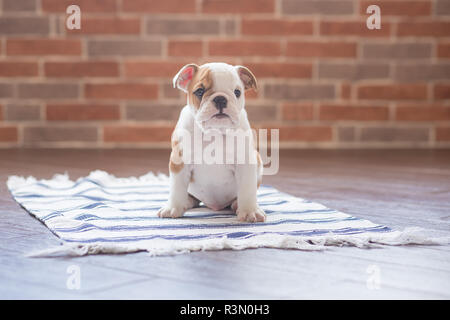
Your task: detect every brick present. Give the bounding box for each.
[341,83,351,99]
[320,21,390,37]
[0,105,2,121]
[18,83,79,99]
[437,43,450,58]
[0,84,14,98]
[397,22,450,37]
[126,104,181,121]
[360,1,431,16]
[103,125,173,143]
[434,84,450,100]
[318,63,389,80]
[44,62,119,78]
[244,62,312,79]
[202,0,275,13]
[277,126,333,142]
[3,0,36,11]
[54,16,64,35]
[224,20,236,35]
[319,105,389,121]
[24,126,98,143]
[265,84,335,100]
[281,103,314,121]
[168,41,203,57]
[87,40,161,57]
[67,18,140,35]
[286,42,356,58]
[282,0,353,15]
[360,127,429,142]
[123,0,196,12]
[162,83,183,99]
[85,83,158,100]
[358,84,427,100]
[124,62,185,78]
[42,0,116,12]
[0,126,18,142]
[147,19,220,35]
[0,62,38,77]
[5,104,41,121]
[245,105,278,122]
[338,127,355,142]
[209,40,281,57]
[394,64,450,82]
[0,17,49,35]
[47,104,120,121]
[436,0,450,15]
[362,43,432,59]
[242,19,313,36]
[7,39,82,56]
[436,127,450,141]
[396,105,450,121]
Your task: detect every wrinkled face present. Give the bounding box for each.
[173,62,257,132]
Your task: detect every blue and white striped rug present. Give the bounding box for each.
[6,170,445,256]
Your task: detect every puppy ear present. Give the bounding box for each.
[236,66,258,91]
[173,64,199,93]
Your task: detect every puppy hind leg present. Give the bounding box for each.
[231,198,238,212]
[188,193,201,208]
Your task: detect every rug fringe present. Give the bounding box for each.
[8,170,169,191]
[86,170,169,186]
[25,227,449,258]
[7,175,38,190]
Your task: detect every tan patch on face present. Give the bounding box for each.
[188,66,213,110]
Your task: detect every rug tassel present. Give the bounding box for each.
[25,227,449,258]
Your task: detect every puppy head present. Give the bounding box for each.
[173,62,257,132]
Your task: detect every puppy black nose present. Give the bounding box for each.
[213,95,227,111]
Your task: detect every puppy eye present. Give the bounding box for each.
[194,88,204,99]
[234,89,241,98]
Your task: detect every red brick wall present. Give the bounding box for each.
[0,0,449,148]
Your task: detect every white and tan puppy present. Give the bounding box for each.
[157,62,265,223]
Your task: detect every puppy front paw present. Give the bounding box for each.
[157,206,185,219]
[236,205,266,223]
[157,195,198,219]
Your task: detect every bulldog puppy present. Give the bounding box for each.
[157,62,265,222]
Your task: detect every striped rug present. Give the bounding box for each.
[6,170,445,256]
